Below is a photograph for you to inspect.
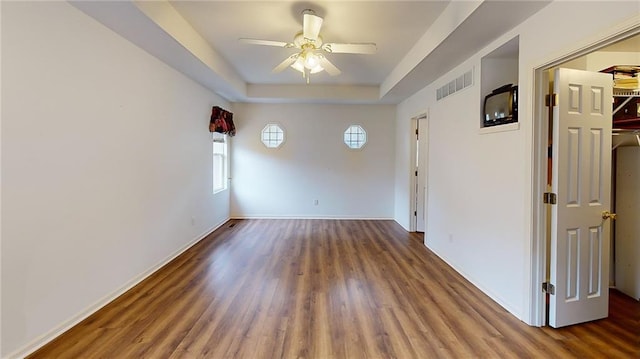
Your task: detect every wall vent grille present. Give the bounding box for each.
[436,68,474,101]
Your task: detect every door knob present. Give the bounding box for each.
[602,211,617,220]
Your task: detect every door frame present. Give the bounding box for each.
[530,20,640,326]
[409,111,428,232]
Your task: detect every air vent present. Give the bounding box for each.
[436,68,474,101]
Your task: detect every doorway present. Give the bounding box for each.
[531,28,640,327]
[410,112,428,233]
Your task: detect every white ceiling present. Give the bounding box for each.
[72,1,553,104]
[170,1,450,86]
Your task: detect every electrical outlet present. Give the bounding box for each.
[313,199,319,206]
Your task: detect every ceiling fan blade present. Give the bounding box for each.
[239,38,293,48]
[272,54,299,73]
[323,42,377,54]
[303,13,323,42]
[318,55,341,76]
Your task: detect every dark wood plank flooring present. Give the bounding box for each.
[29,219,640,358]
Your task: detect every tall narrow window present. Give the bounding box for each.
[213,133,227,193]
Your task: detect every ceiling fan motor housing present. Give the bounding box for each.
[294,31,323,48]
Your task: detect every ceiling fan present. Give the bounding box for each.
[239,9,377,84]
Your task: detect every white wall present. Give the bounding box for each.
[584,51,640,71]
[394,1,640,323]
[1,2,230,356]
[615,147,640,300]
[555,51,640,72]
[231,103,395,219]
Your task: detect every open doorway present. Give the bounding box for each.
[532,29,640,327]
[410,112,428,233]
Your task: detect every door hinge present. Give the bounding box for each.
[545,93,558,107]
[414,211,417,216]
[542,281,555,295]
[543,192,557,205]
[416,129,419,135]
[415,170,418,176]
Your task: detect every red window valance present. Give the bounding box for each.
[209,106,236,136]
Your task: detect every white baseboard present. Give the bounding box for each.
[230,216,394,220]
[6,218,230,359]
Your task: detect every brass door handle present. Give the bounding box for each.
[602,211,617,220]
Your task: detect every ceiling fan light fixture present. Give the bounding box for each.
[310,65,324,74]
[291,53,324,75]
[304,52,320,69]
[291,57,305,72]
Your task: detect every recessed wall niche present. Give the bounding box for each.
[480,36,520,133]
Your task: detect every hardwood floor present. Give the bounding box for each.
[29,219,639,358]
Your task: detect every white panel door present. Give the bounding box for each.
[549,68,613,328]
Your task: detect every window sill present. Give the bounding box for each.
[213,188,228,195]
